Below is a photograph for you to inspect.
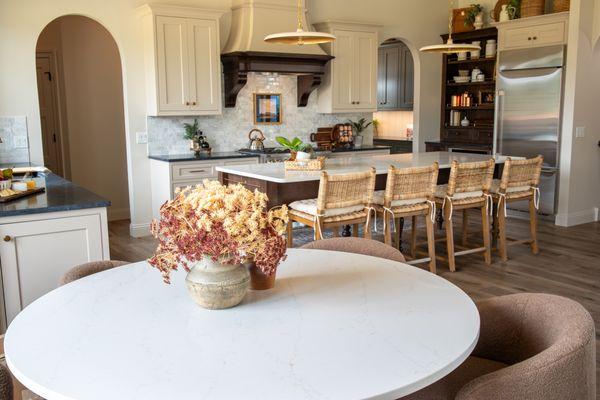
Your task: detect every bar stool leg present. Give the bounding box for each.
[384,215,392,246]
[462,209,469,246]
[315,223,324,241]
[444,203,456,272]
[364,218,372,240]
[395,217,405,252]
[411,215,417,258]
[529,197,539,255]
[332,228,340,237]
[498,198,508,262]
[481,205,492,265]
[286,219,293,248]
[352,224,359,238]
[425,215,437,274]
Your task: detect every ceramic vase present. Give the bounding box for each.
[295,151,312,161]
[474,13,484,29]
[185,256,250,309]
[246,261,276,290]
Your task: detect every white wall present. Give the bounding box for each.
[556,0,600,226]
[0,0,449,236]
[37,16,131,221]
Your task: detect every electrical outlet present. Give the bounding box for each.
[136,131,148,144]
[14,136,28,148]
[575,127,586,138]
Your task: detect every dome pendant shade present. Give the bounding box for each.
[420,38,481,54]
[264,29,336,45]
[263,0,335,46]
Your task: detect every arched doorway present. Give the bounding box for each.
[36,15,130,221]
[373,38,415,152]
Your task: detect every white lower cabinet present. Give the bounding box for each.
[0,208,109,329]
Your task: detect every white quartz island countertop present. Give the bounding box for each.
[216,152,512,183]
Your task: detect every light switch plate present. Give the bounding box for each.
[136,131,148,144]
[14,136,29,148]
[575,127,586,138]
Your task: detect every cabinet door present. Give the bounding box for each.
[187,18,221,113]
[503,26,536,50]
[332,30,355,110]
[0,214,106,325]
[377,46,399,110]
[156,16,190,112]
[353,31,378,110]
[533,21,567,47]
[399,44,414,110]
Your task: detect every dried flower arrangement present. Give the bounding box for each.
[149,181,288,283]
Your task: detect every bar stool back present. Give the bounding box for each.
[491,155,543,261]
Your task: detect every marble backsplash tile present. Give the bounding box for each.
[147,73,373,155]
[0,116,30,164]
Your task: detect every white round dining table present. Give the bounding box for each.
[5,249,479,400]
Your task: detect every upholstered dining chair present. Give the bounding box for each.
[372,163,439,273]
[435,159,495,271]
[0,364,12,400]
[402,293,596,400]
[287,168,377,246]
[490,155,544,262]
[59,260,129,286]
[300,237,406,263]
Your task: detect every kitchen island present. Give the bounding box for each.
[217,152,510,208]
[0,169,110,331]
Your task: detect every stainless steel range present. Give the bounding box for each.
[238,148,293,163]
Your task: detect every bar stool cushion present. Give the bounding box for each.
[289,198,365,217]
[372,190,428,207]
[489,179,531,194]
[435,185,483,200]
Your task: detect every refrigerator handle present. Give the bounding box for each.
[493,89,505,156]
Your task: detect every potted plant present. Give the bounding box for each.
[372,118,380,136]
[183,119,201,155]
[465,4,484,29]
[348,118,373,147]
[148,181,288,308]
[275,136,313,161]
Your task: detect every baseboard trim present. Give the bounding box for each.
[130,222,152,238]
[555,208,599,227]
[107,207,130,222]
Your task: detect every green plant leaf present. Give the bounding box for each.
[276,136,292,148]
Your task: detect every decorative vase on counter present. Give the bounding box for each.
[295,151,312,161]
[246,261,276,290]
[474,13,484,29]
[189,139,201,156]
[185,256,250,310]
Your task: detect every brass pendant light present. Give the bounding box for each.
[420,0,481,54]
[264,0,336,45]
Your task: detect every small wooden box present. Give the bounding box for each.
[453,8,474,33]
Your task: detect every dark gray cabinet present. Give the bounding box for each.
[377,41,414,111]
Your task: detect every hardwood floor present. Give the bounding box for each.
[109,215,600,385]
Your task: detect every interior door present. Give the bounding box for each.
[156,16,190,112]
[0,214,105,326]
[35,54,63,176]
[354,31,377,109]
[187,18,220,112]
[332,30,355,110]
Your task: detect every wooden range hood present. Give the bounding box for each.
[220,51,334,108]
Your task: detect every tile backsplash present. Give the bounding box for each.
[0,116,30,164]
[147,72,373,155]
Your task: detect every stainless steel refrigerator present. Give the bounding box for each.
[494,45,565,215]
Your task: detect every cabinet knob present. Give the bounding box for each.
[185,101,190,106]
[528,37,532,40]
[192,102,197,106]
[533,36,538,40]
[3,235,11,242]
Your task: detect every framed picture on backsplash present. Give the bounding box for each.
[254,93,282,125]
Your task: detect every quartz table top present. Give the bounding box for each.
[5,249,479,400]
[0,173,110,218]
[216,151,511,183]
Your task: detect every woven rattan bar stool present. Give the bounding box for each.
[435,159,495,272]
[287,168,376,247]
[490,155,544,262]
[372,163,439,273]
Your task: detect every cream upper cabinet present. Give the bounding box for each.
[495,12,569,51]
[139,4,224,116]
[315,21,380,113]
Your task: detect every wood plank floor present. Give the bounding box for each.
[109,215,600,386]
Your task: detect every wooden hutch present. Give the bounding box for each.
[427,27,498,154]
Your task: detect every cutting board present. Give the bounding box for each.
[0,187,45,203]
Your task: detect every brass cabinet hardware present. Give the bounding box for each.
[192,102,197,105]
[188,170,206,173]
[3,235,11,242]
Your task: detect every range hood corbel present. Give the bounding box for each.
[221,52,333,108]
